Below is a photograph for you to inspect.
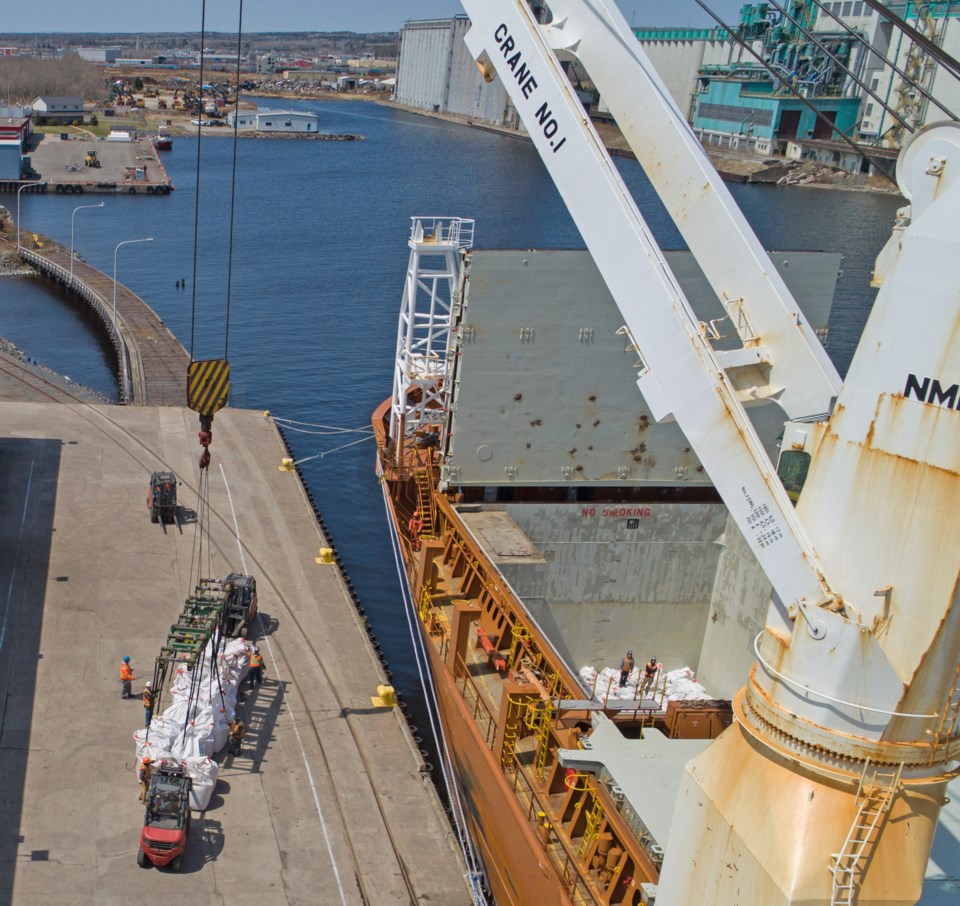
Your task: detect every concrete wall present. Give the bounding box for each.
[490,501,728,675]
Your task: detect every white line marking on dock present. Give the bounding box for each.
[219,463,350,906]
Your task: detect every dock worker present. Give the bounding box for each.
[120,656,134,699]
[248,647,265,690]
[618,649,634,687]
[408,510,424,551]
[138,757,152,802]
[228,717,245,755]
[640,657,659,696]
[143,681,156,727]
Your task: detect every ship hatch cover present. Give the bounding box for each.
[459,510,546,563]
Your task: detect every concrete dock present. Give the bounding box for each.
[20,133,173,195]
[0,385,469,903]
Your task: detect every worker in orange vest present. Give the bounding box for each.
[408,510,424,551]
[639,657,659,696]
[248,647,265,690]
[120,656,134,699]
[143,681,156,727]
[138,757,152,802]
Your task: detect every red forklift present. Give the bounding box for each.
[138,761,192,870]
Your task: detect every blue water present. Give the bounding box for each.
[4,99,903,702]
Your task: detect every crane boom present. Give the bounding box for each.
[461,0,833,614]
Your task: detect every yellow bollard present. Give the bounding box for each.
[263,410,271,418]
[370,684,397,708]
[315,547,335,565]
[279,457,294,472]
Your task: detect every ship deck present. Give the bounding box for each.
[0,397,469,904]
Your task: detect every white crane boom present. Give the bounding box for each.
[460,0,833,614]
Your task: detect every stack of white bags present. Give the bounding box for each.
[578,663,712,705]
[133,637,253,810]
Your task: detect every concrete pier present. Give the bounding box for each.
[0,391,470,903]
[0,232,188,406]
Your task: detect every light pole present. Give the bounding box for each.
[113,237,154,329]
[70,202,104,280]
[16,181,44,254]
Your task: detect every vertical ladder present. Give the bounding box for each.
[414,469,435,537]
[829,760,902,905]
[524,700,552,781]
[929,661,960,765]
[577,797,604,863]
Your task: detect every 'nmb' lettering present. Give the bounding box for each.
[905,373,960,409]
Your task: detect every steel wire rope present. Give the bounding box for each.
[188,0,208,360]
[378,470,489,903]
[223,0,244,361]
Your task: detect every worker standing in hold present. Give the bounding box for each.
[120,656,134,699]
[142,681,156,727]
[138,757,152,802]
[640,657,659,697]
[618,649,634,688]
[408,510,424,551]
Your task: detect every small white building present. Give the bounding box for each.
[226,109,318,133]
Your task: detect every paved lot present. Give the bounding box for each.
[28,133,170,191]
[0,402,468,905]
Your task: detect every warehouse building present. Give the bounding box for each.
[226,109,319,133]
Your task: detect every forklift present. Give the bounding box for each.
[138,761,192,870]
[224,573,259,638]
[148,471,178,524]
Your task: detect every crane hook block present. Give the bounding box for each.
[187,359,230,416]
[198,414,213,471]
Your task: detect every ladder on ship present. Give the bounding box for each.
[928,661,960,764]
[414,469,435,538]
[829,760,902,905]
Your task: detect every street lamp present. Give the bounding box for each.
[113,237,154,329]
[70,202,105,280]
[16,181,44,254]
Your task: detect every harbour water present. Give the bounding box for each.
[3,97,903,715]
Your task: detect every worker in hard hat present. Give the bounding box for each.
[120,656,134,699]
[247,647,265,690]
[618,649,635,688]
[639,656,659,697]
[142,681,156,727]
[138,757,152,802]
[408,510,424,552]
[228,716,245,755]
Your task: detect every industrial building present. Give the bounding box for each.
[226,109,319,133]
[76,47,121,64]
[397,2,960,168]
[395,16,517,128]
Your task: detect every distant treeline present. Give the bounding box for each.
[0,55,105,104]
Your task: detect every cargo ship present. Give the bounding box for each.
[374,220,843,904]
[374,3,960,904]
[152,121,172,151]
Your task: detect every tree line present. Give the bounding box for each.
[0,55,106,105]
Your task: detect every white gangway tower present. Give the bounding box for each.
[388,216,475,467]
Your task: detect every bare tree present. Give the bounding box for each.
[0,54,106,105]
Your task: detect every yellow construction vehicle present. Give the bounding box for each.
[84,149,101,168]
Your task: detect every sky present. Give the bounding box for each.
[1,1,748,35]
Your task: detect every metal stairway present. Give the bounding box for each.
[829,760,903,905]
